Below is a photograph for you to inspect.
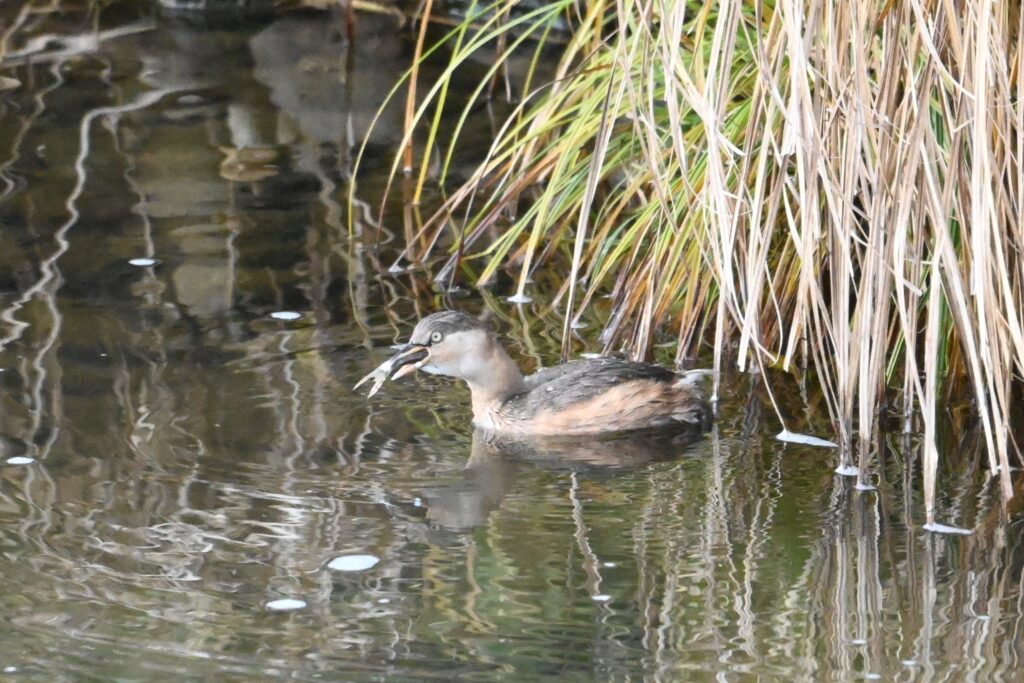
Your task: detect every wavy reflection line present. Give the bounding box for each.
[112,107,166,318]
[569,472,605,598]
[831,484,854,675]
[2,20,154,65]
[703,421,733,660]
[0,53,66,204]
[278,330,306,463]
[914,533,939,678]
[0,85,177,350]
[0,2,34,59]
[855,494,884,676]
[461,538,495,636]
[734,434,782,668]
[633,470,654,655]
[658,454,688,678]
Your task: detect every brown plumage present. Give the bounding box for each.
[361,310,713,436]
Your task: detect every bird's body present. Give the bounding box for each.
[476,358,711,435]
[356,311,713,436]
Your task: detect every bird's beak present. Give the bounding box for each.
[387,343,430,381]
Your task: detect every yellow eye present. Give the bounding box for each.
[430,331,443,344]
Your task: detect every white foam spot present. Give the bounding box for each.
[328,554,380,572]
[3,666,17,673]
[270,311,302,321]
[5,457,35,466]
[901,660,919,667]
[851,638,867,645]
[603,562,617,567]
[265,598,306,611]
[777,429,838,448]
[834,464,860,477]
[854,482,876,491]
[924,522,973,536]
[506,293,533,304]
[377,598,390,604]
[592,594,612,602]
[580,352,603,359]
[128,258,158,267]
[413,497,422,507]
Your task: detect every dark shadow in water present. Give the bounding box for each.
[422,427,706,530]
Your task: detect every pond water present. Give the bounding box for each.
[1,3,1022,681]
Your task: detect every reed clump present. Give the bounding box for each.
[359,0,1024,522]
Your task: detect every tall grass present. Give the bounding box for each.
[358,0,1023,521]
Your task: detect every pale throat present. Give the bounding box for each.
[465,341,525,422]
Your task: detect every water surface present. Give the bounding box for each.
[0,3,1022,681]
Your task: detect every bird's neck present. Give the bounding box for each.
[466,343,525,422]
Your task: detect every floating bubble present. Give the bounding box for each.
[591,594,612,602]
[377,598,390,604]
[270,311,302,321]
[506,293,533,304]
[128,258,158,267]
[5,457,35,466]
[602,562,617,568]
[265,598,306,611]
[328,554,380,572]
[3,666,16,673]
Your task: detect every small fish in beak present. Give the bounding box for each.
[386,344,429,380]
[353,344,430,397]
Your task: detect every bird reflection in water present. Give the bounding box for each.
[420,427,706,530]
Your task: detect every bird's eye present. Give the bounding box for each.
[430,331,443,344]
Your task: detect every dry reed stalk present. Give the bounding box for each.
[402,0,435,174]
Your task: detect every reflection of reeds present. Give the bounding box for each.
[367,0,1024,516]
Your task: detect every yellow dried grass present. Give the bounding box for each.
[360,0,1024,520]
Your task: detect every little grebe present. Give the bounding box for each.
[356,311,713,436]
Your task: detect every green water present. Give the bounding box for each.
[0,2,1021,681]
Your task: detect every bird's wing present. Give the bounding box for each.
[514,358,678,416]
